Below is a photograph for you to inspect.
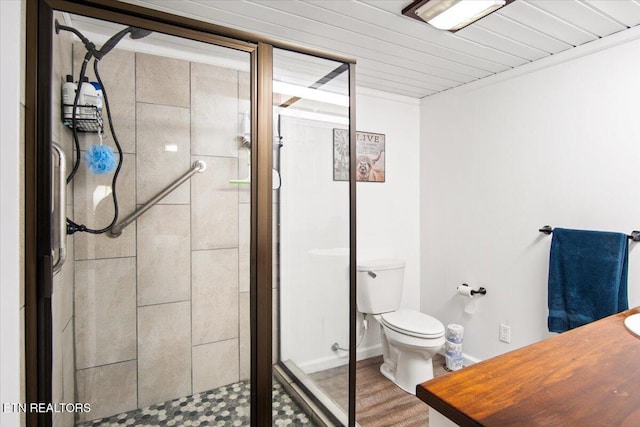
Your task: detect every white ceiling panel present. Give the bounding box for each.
[359,0,416,14]
[456,26,550,61]
[584,0,640,27]
[497,1,599,45]
[346,56,469,88]
[529,0,627,37]
[357,74,439,97]
[475,14,573,53]
[114,0,640,98]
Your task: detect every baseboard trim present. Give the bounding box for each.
[297,345,480,374]
[298,344,383,374]
[438,349,482,367]
[462,353,482,366]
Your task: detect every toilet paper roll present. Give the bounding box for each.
[446,324,464,343]
[445,341,463,357]
[457,285,473,298]
[445,354,464,371]
[464,298,478,314]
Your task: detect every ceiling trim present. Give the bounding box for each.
[357,86,422,105]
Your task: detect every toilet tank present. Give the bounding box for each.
[356,259,406,314]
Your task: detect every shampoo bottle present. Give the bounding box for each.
[62,74,76,124]
[78,77,97,119]
[90,81,103,113]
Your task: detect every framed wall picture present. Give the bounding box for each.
[333,129,385,182]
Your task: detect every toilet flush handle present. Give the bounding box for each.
[367,270,377,278]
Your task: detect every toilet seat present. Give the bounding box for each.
[380,309,444,339]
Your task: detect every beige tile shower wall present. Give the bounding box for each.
[189,60,246,390]
[192,249,239,345]
[192,339,239,394]
[136,53,190,108]
[72,46,140,422]
[136,204,191,306]
[237,71,252,380]
[75,258,136,369]
[238,71,251,206]
[191,156,239,249]
[191,63,239,157]
[76,361,137,423]
[73,48,250,421]
[136,103,191,205]
[138,301,192,407]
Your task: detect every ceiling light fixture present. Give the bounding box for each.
[402,0,513,32]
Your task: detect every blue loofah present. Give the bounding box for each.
[85,144,117,174]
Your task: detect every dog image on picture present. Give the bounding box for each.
[356,150,384,182]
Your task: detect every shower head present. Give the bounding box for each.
[55,20,152,60]
[94,26,152,59]
[129,28,153,40]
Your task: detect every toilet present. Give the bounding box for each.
[357,259,445,394]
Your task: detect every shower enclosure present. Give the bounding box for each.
[272,48,353,422]
[25,0,356,426]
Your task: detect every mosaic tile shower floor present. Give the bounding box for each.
[78,380,315,426]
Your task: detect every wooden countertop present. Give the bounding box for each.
[417,307,640,427]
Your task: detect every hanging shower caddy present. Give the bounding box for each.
[61,74,103,133]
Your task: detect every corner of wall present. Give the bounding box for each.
[0,1,27,426]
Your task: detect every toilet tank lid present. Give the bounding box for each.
[357,258,405,271]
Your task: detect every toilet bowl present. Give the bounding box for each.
[357,259,445,395]
[375,310,445,394]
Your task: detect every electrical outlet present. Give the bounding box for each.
[499,323,511,343]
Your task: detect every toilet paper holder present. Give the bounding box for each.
[460,283,487,296]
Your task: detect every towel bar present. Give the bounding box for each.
[539,225,640,242]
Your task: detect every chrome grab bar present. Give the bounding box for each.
[108,160,207,238]
[51,143,67,274]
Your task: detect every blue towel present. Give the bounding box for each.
[547,228,628,332]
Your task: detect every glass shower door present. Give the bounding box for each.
[273,47,352,424]
[49,13,256,426]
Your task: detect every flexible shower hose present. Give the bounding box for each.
[65,53,123,235]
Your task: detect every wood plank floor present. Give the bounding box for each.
[310,354,449,427]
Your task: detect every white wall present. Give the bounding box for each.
[356,88,421,312]
[279,87,421,372]
[1,0,25,426]
[278,113,352,372]
[356,87,422,361]
[420,30,640,361]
